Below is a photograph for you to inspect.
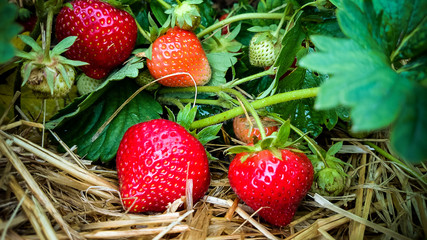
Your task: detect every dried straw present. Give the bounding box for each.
[0,115,426,239]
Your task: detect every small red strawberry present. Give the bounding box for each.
[233,115,279,144]
[227,120,314,226]
[116,119,210,212]
[55,0,137,79]
[146,27,211,87]
[219,13,230,35]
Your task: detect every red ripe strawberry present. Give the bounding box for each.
[146,27,211,87]
[233,115,279,144]
[116,119,210,212]
[219,13,230,35]
[55,0,137,79]
[228,148,314,226]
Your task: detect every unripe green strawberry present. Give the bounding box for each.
[312,168,345,196]
[16,35,87,98]
[21,62,75,98]
[249,32,281,67]
[134,69,160,91]
[76,74,104,95]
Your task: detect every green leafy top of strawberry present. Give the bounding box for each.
[174,103,222,146]
[308,141,350,196]
[164,0,202,31]
[15,35,87,95]
[202,23,243,54]
[227,119,304,162]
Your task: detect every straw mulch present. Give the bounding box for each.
[0,111,426,239]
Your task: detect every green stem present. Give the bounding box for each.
[160,87,319,130]
[272,4,291,39]
[155,0,172,9]
[135,21,152,43]
[197,13,286,39]
[225,68,275,88]
[159,86,269,138]
[365,141,427,187]
[159,97,235,108]
[44,10,54,62]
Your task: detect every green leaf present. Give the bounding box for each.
[390,85,427,163]
[0,0,22,63]
[15,50,36,60]
[273,19,306,84]
[57,56,88,67]
[327,141,343,156]
[51,36,78,56]
[272,119,290,147]
[271,67,331,137]
[106,55,144,81]
[56,64,71,88]
[50,80,162,162]
[176,104,197,130]
[196,124,222,145]
[299,0,427,162]
[18,34,42,52]
[45,67,56,95]
[21,62,36,86]
[206,52,238,86]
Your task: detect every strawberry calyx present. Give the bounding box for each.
[308,141,349,196]
[16,34,87,96]
[227,119,305,162]
[165,0,202,31]
[202,23,243,54]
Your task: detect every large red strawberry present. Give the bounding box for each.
[233,115,279,144]
[116,119,210,213]
[146,27,211,87]
[227,120,314,226]
[229,148,313,226]
[55,0,137,79]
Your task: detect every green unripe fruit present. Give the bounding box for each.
[249,32,281,67]
[76,74,103,95]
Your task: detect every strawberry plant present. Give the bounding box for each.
[1,0,426,233]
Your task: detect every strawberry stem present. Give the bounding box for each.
[224,67,276,88]
[158,87,319,130]
[155,0,172,9]
[135,21,152,43]
[197,13,286,39]
[43,9,54,62]
[272,4,291,40]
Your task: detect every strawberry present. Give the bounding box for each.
[228,148,314,226]
[16,35,87,98]
[116,119,210,212]
[219,13,230,35]
[227,120,314,226]
[55,0,137,79]
[76,74,104,95]
[146,27,211,87]
[134,69,160,91]
[233,115,279,144]
[249,32,281,67]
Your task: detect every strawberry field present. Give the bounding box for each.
[0,0,426,239]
